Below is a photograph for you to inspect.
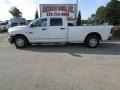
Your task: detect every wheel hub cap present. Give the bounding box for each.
[89,38,97,47]
[16,38,24,47]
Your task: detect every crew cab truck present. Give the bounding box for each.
[8,16,113,48]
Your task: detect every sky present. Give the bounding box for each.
[0,0,110,21]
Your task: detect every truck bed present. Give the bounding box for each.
[68,26,113,42]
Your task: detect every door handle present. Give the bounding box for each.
[60,28,65,30]
[42,28,47,30]
[29,32,33,34]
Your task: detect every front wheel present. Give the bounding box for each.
[14,36,28,48]
[85,35,99,48]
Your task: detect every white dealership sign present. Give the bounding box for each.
[40,4,77,20]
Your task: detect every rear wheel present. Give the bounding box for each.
[14,36,28,48]
[85,35,99,48]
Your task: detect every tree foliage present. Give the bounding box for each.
[77,11,81,26]
[35,9,39,19]
[9,6,22,17]
[105,0,120,23]
[96,6,106,24]
[95,0,120,25]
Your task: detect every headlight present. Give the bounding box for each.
[8,32,12,36]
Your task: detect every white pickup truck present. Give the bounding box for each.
[8,16,113,48]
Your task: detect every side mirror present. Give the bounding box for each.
[30,24,34,27]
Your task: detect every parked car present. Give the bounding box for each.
[0,22,8,32]
[102,23,109,26]
[8,17,27,28]
[8,16,113,48]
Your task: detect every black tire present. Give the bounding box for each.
[85,35,99,48]
[14,36,28,48]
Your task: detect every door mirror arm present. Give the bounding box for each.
[30,24,34,27]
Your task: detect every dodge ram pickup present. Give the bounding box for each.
[8,16,113,48]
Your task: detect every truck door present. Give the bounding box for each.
[29,18,48,42]
[48,18,67,42]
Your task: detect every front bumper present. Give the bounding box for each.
[8,35,13,44]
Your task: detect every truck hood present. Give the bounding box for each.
[8,25,28,32]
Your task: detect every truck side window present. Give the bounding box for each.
[50,18,63,26]
[34,19,47,27]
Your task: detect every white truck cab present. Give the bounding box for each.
[8,16,113,48]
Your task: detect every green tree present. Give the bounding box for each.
[91,14,96,25]
[9,6,22,17]
[76,11,81,26]
[105,0,120,23]
[96,6,106,24]
[91,14,96,21]
[35,9,39,19]
[87,14,96,25]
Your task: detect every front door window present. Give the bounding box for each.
[33,19,47,27]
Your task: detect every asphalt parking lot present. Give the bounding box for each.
[0,33,120,90]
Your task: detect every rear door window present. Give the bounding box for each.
[50,18,63,26]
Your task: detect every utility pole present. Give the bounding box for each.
[77,0,78,13]
[76,0,79,20]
